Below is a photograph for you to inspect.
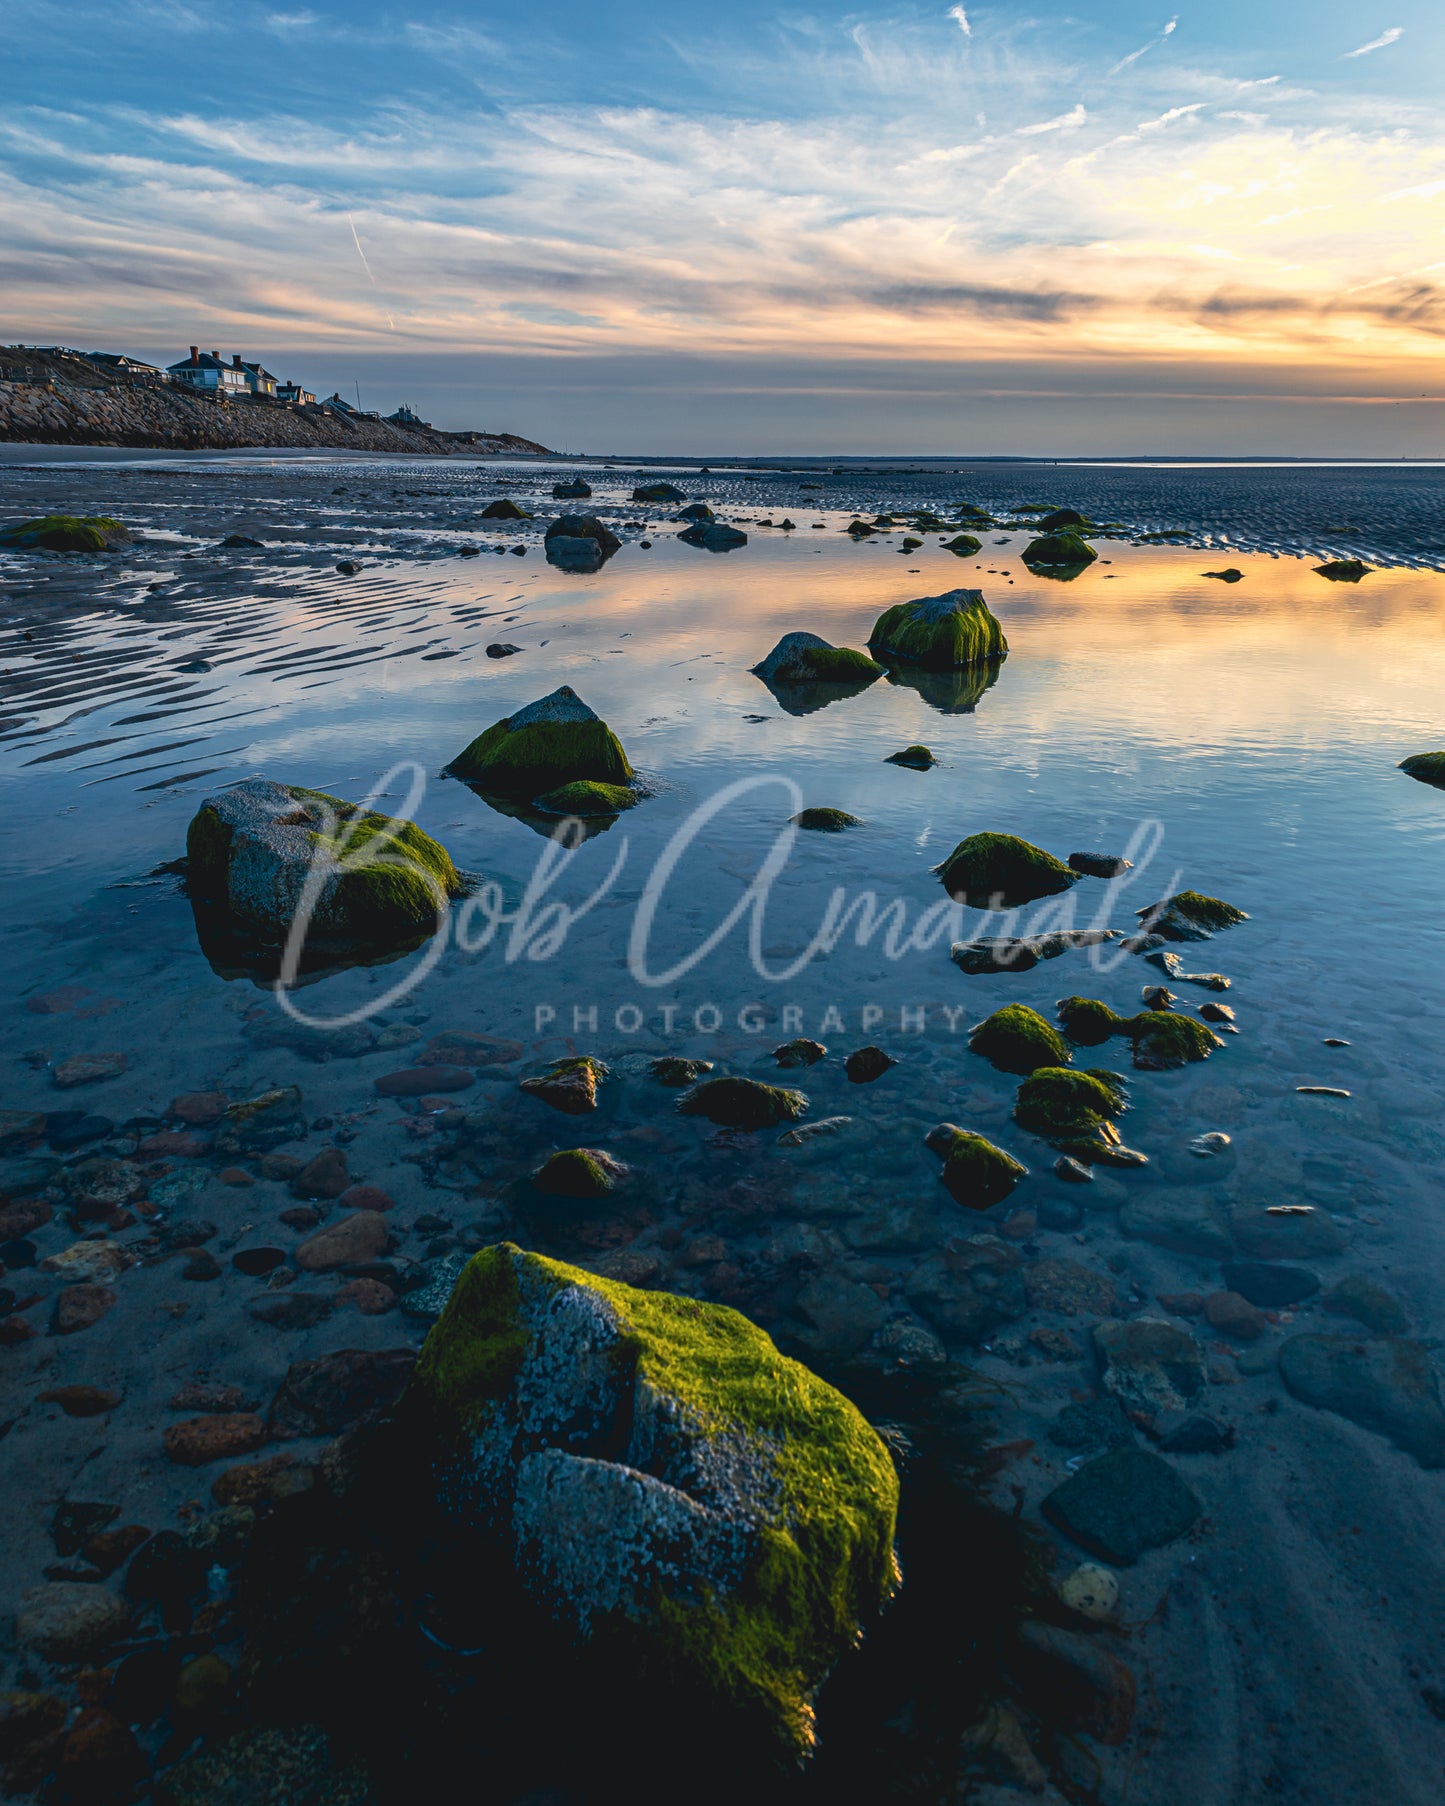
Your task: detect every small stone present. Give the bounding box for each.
[338,1278,396,1314]
[259,1153,305,1181]
[42,1239,136,1283]
[1058,1562,1119,1621]
[1322,1275,1409,1335]
[1188,1131,1232,1157]
[649,1057,713,1087]
[79,1524,150,1576]
[777,1115,853,1147]
[336,1184,394,1212]
[1094,1318,1206,1414]
[278,1205,321,1230]
[1140,985,1176,1010]
[181,1250,222,1281]
[52,1053,127,1088]
[217,1167,254,1187]
[1154,1411,1234,1454]
[1068,852,1132,878]
[164,1413,269,1466]
[174,1653,231,1717]
[1230,1206,1345,1260]
[246,1293,333,1329]
[1155,1291,1205,1317]
[294,1213,389,1272]
[1203,1290,1266,1341]
[375,1065,473,1096]
[169,1382,256,1413]
[0,1312,35,1345]
[794,1271,888,1354]
[1221,1260,1320,1308]
[1054,1156,1093,1184]
[1047,1397,1135,1452]
[844,1045,897,1084]
[210,1454,316,1507]
[1025,1258,1117,1316]
[1029,1327,1081,1362]
[169,1091,228,1125]
[772,1038,827,1068]
[214,1087,305,1155]
[37,1385,121,1417]
[1041,1447,1202,1564]
[52,1283,116,1334]
[232,1247,287,1276]
[520,1057,604,1114]
[289,1147,350,1199]
[1198,1001,1235,1023]
[1235,1344,1277,1376]
[15,1584,130,1660]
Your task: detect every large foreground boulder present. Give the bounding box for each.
[408,1245,900,1762]
[186,781,462,948]
[545,514,621,570]
[867,589,1007,670]
[936,831,1079,907]
[448,686,633,795]
[0,515,130,553]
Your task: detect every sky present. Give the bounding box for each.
[3,0,1445,454]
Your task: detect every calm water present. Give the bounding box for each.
[4,455,1445,1802]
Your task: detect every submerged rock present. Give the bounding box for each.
[791,808,861,831]
[941,533,982,555]
[1068,850,1132,878]
[448,686,632,796]
[552,477,593,499]
[885,744,936,768]
[0,515,130,553]
[1279,1335,1445,1466]
[750,632,883,689]
[533,780,639,817]
[969,1004,1071,1075]
[936,832,1079,907]
[1093,1318,1207,1415]
[1126,1011,1223,1071]
[867,588,1007,670]
[905,1239,1026,1342]
[1399,751,1445,789]
[924,1125,1027,1211]
[1136,890,1248,940]
[1119,1192,1232,1258]
[1014,1067,1128,1148]
[532,1148,629,1198]
[951,930,1116,974]
[407,1244,899,1762]
[1222,1260,1319,1308]
[650,1057,714,1087]
[844,1045,896,1084]
[1041,1448,1201,1565]
[678,1077,807,1130]
[187,780,463,952]
[772,1038,827,1068]
[1322,1275,1409,1334]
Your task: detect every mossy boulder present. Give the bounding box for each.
[1399,752,1445,789]
[791,808,861,831]
[867,589,1007,670]
[969,1005,1071,1075]
[925,1125,1028,1210]
[1123,1011,1223,1071]
[677,1077,807,1130]
[651,1057,714,1087]
[936,832,1079,907]
[533,780,638,817]
[520,1056,607,1115]
[1037,509,1091,531]
[1056,997,1124,1047]
[632,482,686,502]
[1021,532,1097,571]
[885,744,936,768]
[1014,1068,1128,1146]
[751,633,884,689]
[532,1148,628,1198]
[0,515,130,553]
[448,686,632,795]
[186,779,462,949]
[941,534,982,555]
[408,1244,899,1763]
[674,502,716,522]
[1137,891,1247,939]
[1314,559,1369,582]
[552,477,593,499]
[481,498,532,520]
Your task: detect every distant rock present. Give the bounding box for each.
[1022,531,1097,572]
[678,521,747,551]
[481,498,532,520]
[631,481,686,502]
[0,515,130,553]
[1203,568,1244,582]
[551,477,593,499]
[1314,559,1369,582]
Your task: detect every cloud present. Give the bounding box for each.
[1019,103,1086,136]
[1342,27,1403,58]
[1111,15,1178,76]
[946,5,971,36]
[265,9,320,35]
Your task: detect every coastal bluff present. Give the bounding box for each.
[0,348,549,457]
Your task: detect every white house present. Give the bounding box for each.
[167,348,248,394]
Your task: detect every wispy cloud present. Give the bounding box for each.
[946,5,971,36]
[1343,26,1403,58]
[1019,103,1086,136]
[1110,15,1178,76]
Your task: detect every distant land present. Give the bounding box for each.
[0,346,550,458]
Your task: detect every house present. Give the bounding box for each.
[276,380,316,405]
[232,356,278,397]
[323,393,379,420]
[168,348,248,395]
[386,404,431,429]
[86,352,163,379]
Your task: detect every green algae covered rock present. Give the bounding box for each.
[1123,1010,1223,1071]
[678,1076,807,1130]
[186,779,462,949]
[751,632,884,688]
[925,1125,1028,1211]
[448,685,632,796]
[532,1147,628,1197]
[969,1004,1071,1076]
[792,808,861,831]
[885,744,936,769]
[1400,752,1445,789]
[936,831,1079,907]
[632,481,686,502]
[408,1243,899,1761]
[1056,996,1124,1047]
[0,515,130,553]
[481,498,532,520]
[1314,559,1369,582]
[1137,890,1248,933]
[867,588,1007,670]
[1015,1067,1128,1146]
[1021,531,1097,571]
[941,534,982,555]
[534,780,638,817]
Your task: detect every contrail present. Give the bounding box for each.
[348,213,395,330]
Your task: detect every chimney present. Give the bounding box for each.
[190,346,198,360]
[233,354,243,368]
[211,351,221,361]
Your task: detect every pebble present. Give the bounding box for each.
[168,1091,228,1125]
[278,1205,321,1229]
[1054,1156,1094,1183]
[1094,1317,1207,1413]
[36,1385,122,1417]
[1199,1001,1236,1023]
[134,1130,208,1160]
[51,1053,128,1088]
[289,1146,350,1199]
[337,1278,396,1314]
[232,1247,287,1276]
[164,1414,269,1466]
[844,1045,897,1083]
[1025,1258,1117,1316]
[41,1239,136,1282]
[51,1283,117,1334]
[1041,1447,1202,1565]
[1188,1131,1232,1157]
[336,1184,394,1211]
[295,1212,389,1271]
[1058,1562,1119,1621]
[181,1250,222,1281]
[15,1583,131,1660]
[1203,1290,1267,1341]
[1068,851,1132,878]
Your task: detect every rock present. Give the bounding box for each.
[170,1382,256,1413]
[1040,1447,1201,1564]
[1153,1411,1234,1454]
[260,1152,305,1180]
[772,1037,827,1068]
[1013,1068,1128,1148]
[1022,530,1097,571]
[375,1064,473,1096]
[872,1317,947,1369]
[1037,1195,1085,1231]
[552,477,593,499]
[1399,751,1445,788]
[650,1057,713,1087]
[1058,1562,1119,1621]
[1068,851,1131,878]
[544,514,621,570]
[751,632,883,690]
[418,1030,524,1068]
[969,1004,1071,1075]
[37,1385,121,1417]
[187,781,462,949]
[246,1292,334,1329]
[1047,1397,1136,1452]
[631,482,685,502]
[794,1271,888,1354]
[533,1147,628,1198]
[1128,1011,1223,1070]
[535,779,639,816]
[135,1129,208,1159]
[410,1243,899,1761]
[1230,1205,1345,1259]
[15,1583,130,1660]
[41,1239,135,1282]
[152,1725,369,1806]
[486,641,521,657]
[885,744,936,769]
[1136,890,1248,939]
[867,588,1007,670]
[214,1087,306,1155]
[1029,1325,1081,1360]
[1279,1335,1445,1466]
[1024,1258,1117,1316]
[1221,1260,1320,1307]
[1315,559,1369,581]
[173,1653,231,1718]
[210,1454,316,1507]
[674,502,715,521]
[289,1147,349,1199]
[52,1283,116,1334]
[52,1052,127,1088]
[481,497,531,519]
[1156,1291,1205,1317]
[905,1240,1027,1343]
[454,689,632,806]
[951,930,1117,974]
[164,1414,269,1466]
[520,1055,607,1114]
[844,1045,896,1083]
[1322,1276,1409,1335]
[1093,1318,1206,1414]
[1203,567,1244,582]
[1189,1130,1232,1156]
[399,1251,469,1320]
[1119,1192,1233,1258]
[777,1115,855,1147]
[936,832,1077,907]
[1054,1156,1094,1184]
[924,1125,1027,1211]
[677,1076,806,1130]
[335,559,360,575]
[0,515,129,553]
[0,1198,51,1241]
[269,1348,415,1437]
[294,1213,389,1272]
[1203,1290,1266,1341]
[1141,949,1231,989]
[678,522,747,550]
[338,1278,395,1314]
[181,1250,222,1281]
[791,807,861,830]
[1014,1620,1136,1743]
[336,1184,394,1212]
[1198,1001,1235,1024]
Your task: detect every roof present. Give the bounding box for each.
[167,350,230,373]
[240,361,278,381]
